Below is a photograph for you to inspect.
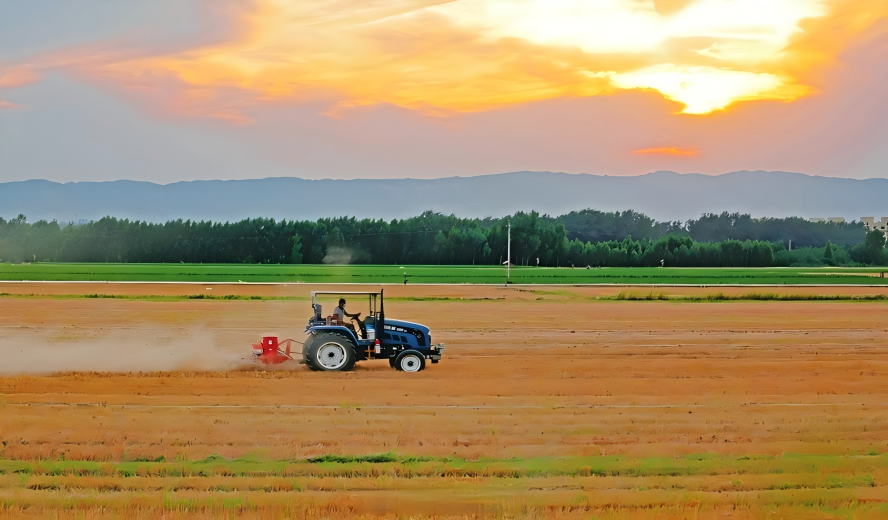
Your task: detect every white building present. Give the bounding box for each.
[808,217,845,224]
[861,217,888,238]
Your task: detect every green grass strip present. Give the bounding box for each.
[605,291,888,302]
[0,452,885,479]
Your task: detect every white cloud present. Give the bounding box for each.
[427,0,827,112]
[428,0,826,59]
[428,0,666,53]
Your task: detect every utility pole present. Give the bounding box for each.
[507,221,511,280]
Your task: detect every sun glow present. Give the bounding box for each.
[90,0,883,117]
[632,147,699,157]
[610,65,806,114]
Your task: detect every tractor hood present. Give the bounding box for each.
[381,319,429,335]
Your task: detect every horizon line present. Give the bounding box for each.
[5,170,886,186]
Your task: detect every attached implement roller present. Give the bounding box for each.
[251,336,296,365]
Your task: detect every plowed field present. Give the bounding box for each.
[1,283,888,519]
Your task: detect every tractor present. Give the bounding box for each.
[300,290,444,372]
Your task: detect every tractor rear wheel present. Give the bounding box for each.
[395,350,425,372]
[302,335,320,371]
[304,333,357,372]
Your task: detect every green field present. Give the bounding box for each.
[1,263,888,284]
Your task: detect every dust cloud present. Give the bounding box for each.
[322,246,354,264]
[0,328,260,374]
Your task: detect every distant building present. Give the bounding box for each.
[808,218,825,223]
[862,217,888,238]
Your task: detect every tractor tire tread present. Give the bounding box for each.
[302,336,321,371]
[306,332,357,372]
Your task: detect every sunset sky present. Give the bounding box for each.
[0,0,886,182]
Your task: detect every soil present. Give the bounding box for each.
[1,282,887,518]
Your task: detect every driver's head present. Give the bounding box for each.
[339,298,346,307]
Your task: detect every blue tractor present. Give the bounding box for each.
[303,290,444,372]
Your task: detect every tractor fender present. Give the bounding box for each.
[306,326,360,346]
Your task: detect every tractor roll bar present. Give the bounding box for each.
[311,291,383,319]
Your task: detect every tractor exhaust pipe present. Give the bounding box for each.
[378,288,385,338]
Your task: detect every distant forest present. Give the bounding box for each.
[1,209,884,267]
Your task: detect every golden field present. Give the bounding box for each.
[1,283,888,519]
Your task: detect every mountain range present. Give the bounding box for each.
[2,171,885,224]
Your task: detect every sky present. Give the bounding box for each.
[0,0,886,183]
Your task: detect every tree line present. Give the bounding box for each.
[0,210,881,267]
[559,209,865,248]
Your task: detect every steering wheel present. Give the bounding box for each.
[351,313,366,339]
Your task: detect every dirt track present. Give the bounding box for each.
[2,283,888,517]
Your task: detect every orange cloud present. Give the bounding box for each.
[0,101,21,110]
[0,66,40,89]
[78,0,888,119]
[632,147,699,157]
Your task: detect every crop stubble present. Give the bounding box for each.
[1,283,888,518]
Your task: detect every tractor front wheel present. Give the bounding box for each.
[395,350,425,372]
[304,333,357,372]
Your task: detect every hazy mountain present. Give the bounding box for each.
[2,171,886,224]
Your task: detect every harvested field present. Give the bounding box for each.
[2,283,888,519]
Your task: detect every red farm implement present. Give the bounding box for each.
[251,336,298,365]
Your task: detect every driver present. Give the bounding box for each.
[333,298,364,337]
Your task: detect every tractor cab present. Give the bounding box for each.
[303,290,444,372]
[308,291,380,341]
